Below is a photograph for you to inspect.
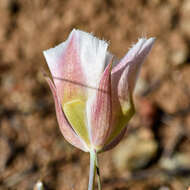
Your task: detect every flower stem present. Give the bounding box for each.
[88,150,96,190]
[95,153,102,190]
[88,150,102,190]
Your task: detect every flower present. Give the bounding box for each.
[43,29,155,153]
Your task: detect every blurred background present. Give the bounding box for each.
[0,0,190,189]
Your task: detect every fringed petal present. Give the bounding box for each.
[76,30,109,92]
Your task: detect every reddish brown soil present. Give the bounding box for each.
[0,0,190,189]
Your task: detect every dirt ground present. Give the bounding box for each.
[0,0,190,189]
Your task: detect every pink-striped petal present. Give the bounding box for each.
[118,38,155,113]
[107,38,155,144]
[45,77,88,152]
[43,29,87,104]
[87,59,112,149]
[111,38,155,112]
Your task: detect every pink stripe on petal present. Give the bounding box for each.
[44,29,87,104]
[58,32,87,103]
[109,68,125,137]
[45,77,88,152]
[90,60,112,148]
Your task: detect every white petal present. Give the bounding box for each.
[43,39,66,79]
[76,30,109,89]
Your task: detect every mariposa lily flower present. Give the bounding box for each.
[43,29,155,190]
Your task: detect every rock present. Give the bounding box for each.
[171,50,188,66]
[33,181,44,190]
[112,128,158,171]
[160,153,190,171]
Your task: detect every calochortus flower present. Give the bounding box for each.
[43,29,155,190]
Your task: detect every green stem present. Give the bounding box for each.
[88,150,102,190]
[95,152,102,190]
[88,150,96,190]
